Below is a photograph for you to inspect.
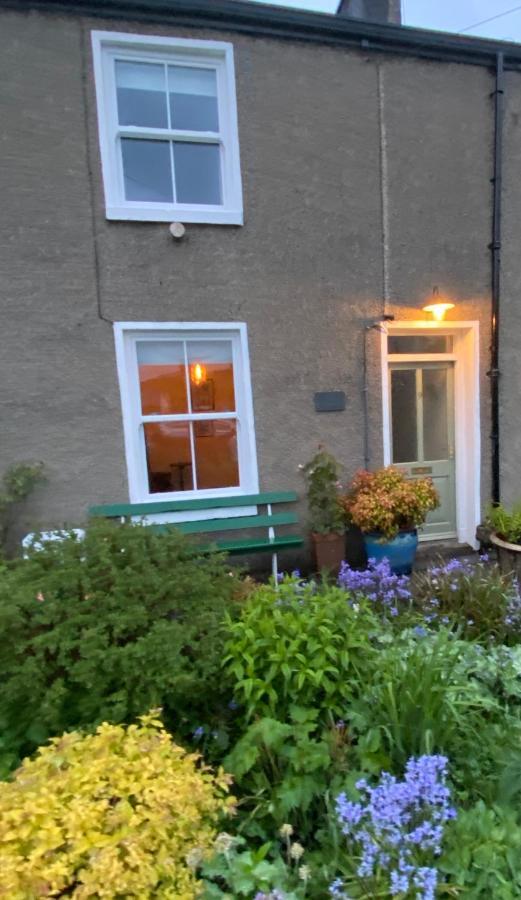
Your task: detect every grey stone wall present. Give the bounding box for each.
[0,7,504,550]
[498,69,521,505]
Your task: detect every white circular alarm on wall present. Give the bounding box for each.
[169,222,186,239]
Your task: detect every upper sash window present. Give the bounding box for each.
[91,31,243,224]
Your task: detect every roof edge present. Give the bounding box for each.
[3,0,521,70]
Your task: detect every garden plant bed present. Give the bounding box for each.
[1,523,521,897]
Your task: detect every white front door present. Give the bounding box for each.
[389,361,456,540]
[383,324,481,548]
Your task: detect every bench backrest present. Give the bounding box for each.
[88,491,299,538]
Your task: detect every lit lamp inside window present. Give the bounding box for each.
[190,362,207,386]
[423,287,455,322]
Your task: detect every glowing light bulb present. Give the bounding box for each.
[190,363,207,386]
[422,302,455,322]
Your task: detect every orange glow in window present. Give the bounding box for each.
[190,362,207,386]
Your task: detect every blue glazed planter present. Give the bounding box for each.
[363,530,418,575]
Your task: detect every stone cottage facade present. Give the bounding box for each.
[2,0,521,558]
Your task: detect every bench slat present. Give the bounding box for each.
[209,535,304,554]
[153,512,298,535]
[89,491,298,519]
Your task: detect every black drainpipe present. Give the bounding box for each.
[490,51,504,505]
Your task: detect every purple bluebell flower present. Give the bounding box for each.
[333,755,454,900]
[338,558,412,617]
[390,870,409,895]
[413,867,438,900]
[335,793,363,830]
[192,726,204,739]
[329,878,350,898]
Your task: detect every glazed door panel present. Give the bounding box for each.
[389,362,456,540]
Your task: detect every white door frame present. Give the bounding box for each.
[381,321,480,548]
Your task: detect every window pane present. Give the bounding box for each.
[187,340,235,413]
[169,66,219,131]
[116,61,167,128]
[423,368,450,461]
[137,341,187,415]
[144,422,194,493]
[391,369,418,463]
[388,335,453,353]
[194,419,239,490]
[121,139,173,203]
[173,142,222,205]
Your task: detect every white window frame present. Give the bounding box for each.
[114,322,259,507]
[91,31,243,225]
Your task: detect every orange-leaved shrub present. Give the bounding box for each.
[341,466,439,539]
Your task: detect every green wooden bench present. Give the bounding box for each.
[88,492,303,579]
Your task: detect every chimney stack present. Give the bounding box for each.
[336,0,401,25]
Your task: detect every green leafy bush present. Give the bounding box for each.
[224,577,379,722]
[0,711,233,899]
[349,629,520,795]
[0,520,241,774]
[487,502,521,544]
[221,579,382,842]
[223,706,349,840]
[202,832,307,899]
[413,556,521,643]
[301,447,344,534]
[440,802,521,898]
[0,461,45,552]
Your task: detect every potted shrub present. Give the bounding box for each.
[340,466,439,574]
[487,502,521,580]
[301,447,345,575]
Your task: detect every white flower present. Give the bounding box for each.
[279,823,294,838]
[299,865,311,881]
[290,842,305,860]
[214,832,236,854]
[185,847,204,869]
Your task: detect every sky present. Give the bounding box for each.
[246,1,521,42]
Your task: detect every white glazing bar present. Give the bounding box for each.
[169,140,177,205]
[165,63,177,204]
[117,127,220,141]
[183,341,198,490]
[141,412,236,423]
[416,368,425,463]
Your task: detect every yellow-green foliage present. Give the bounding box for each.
[0,712,234,899]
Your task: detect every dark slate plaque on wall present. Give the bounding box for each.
[314,391,346,412]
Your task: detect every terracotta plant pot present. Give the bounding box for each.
[490,532,521,582]
[311,532,346,576]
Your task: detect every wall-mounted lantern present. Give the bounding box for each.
[423,286,455,322]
